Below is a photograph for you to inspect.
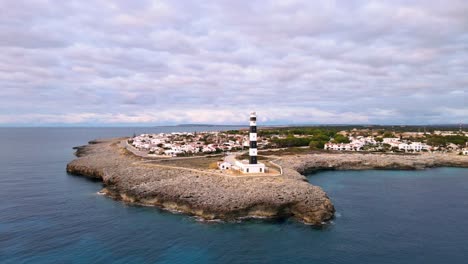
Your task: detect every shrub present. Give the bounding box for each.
[309,141,325,149]
[209,162,219,169]
[332,134,350,144]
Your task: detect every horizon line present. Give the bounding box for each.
[0,123,465,128]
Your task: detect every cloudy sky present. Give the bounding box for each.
[1,0,467,126]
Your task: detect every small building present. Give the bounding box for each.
[235,160,266,173]
[447,143,459,150]
[218,162,232,170]
[164,149,182,156]
[398,142,429,152]
[324,142,362,151]
[462,149,468,155]
[383,138,400,144]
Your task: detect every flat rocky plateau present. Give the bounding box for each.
[66,138,335,225]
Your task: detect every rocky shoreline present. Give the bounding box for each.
[67,138,468,225]
[67,138,335,225]
[279,152,468,174]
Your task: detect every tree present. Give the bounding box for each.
[332,134,350,144]
[309,141,325,149]
[271,136,313,147]
[383,131,394,138]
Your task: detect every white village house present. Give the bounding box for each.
[398,142,430,152]
[324,135,376,151]
[218,161,232,170]
[383,138,401,148]
[324,142,363,151]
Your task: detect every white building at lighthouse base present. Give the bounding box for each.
[234,160,266,173]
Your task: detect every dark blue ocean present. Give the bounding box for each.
[1,127,468,264]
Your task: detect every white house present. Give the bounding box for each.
[150,139,163,145]
[398,142,430,152]
[202,146,216,153]
[218,162,232,170]
[462,148,468,155]
[383,138,400,147]
[362,136,376,145]
[447,143,459,150]
[324,142,362,151]
[142,143,150,149]
[164,149,182,156]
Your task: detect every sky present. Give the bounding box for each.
[1,0,467,126]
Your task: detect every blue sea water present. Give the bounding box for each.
[1,127,468,264]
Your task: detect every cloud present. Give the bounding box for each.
[0,107,369,125]
[0,0,467,126]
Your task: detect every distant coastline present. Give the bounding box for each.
[175,124,242,127]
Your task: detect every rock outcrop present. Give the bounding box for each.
[67,139,335,225]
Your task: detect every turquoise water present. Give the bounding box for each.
[1,128,468,263]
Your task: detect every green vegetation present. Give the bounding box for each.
[425,135,468,146]
[382,131,395,138]
[309,140,325,149]
[261,125,466,134]
[260,127,347,149]
[271,136,313,147]
[259,127,336,137]
[332,134,350,143]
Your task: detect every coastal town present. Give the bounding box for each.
[129,131,247,156]
[129,127,468,157]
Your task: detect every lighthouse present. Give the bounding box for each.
[249,112,258,164]
[231,111,266,173]
[232,111,266,174]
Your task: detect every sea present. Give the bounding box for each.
[1,127,468,264]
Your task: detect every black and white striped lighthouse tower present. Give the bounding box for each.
[249,112,258,164]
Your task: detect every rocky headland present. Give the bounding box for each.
[67,138,335,225]
[67,138,468,225]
